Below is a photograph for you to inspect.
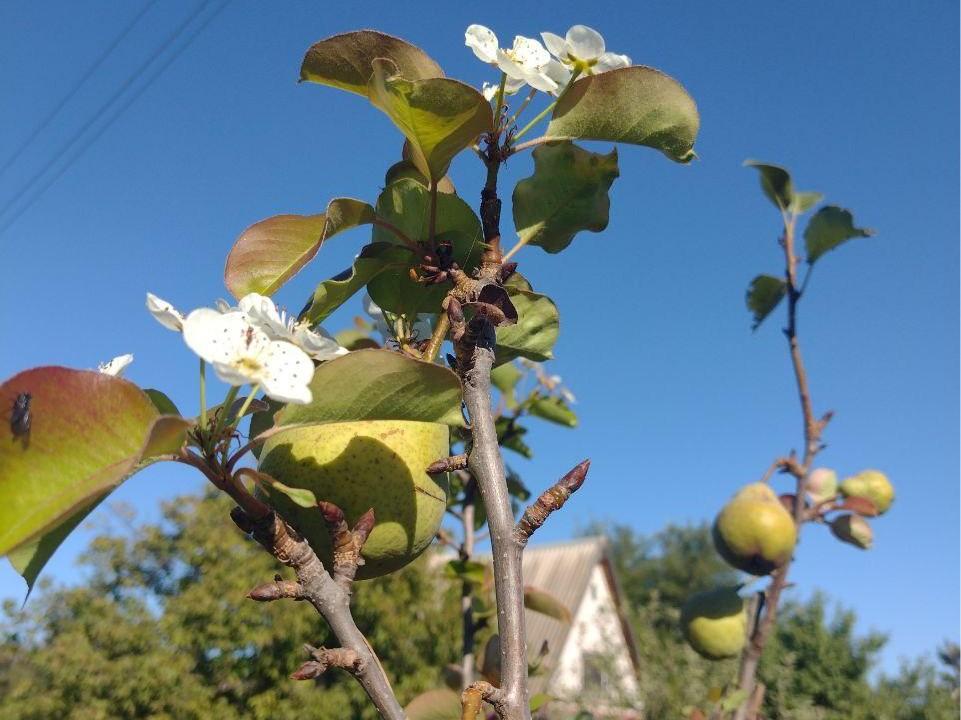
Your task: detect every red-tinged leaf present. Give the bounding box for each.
[838,496,879,517]
[224,199,375,299]
[0,367,162,591]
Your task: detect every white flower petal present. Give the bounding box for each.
[293,323,347,361]
[215,298,234,313]
[523,69,559,94]
[98,353,134,377]
[594,52,631,73]
[495,49,529,81]
[541,31,568,60]
[465,24,499,64]
[209,360,258,387]
[146,293,185,331]
[238,293,287,338]
[543,59,573,89]
[260,340,314,404]
[505,76,526,94]
[508,35,551,70]
[566,25,605,60]
[182,309,268,367]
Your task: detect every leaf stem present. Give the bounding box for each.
[511,69,581,143]
[198,360,207,427]
[424,313,450,363]
[212,385,240,440]
[507,89,537,126]
[233,385,261,426]
[501,237,529,263]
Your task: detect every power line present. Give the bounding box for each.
[0,0,160,179]
[0,0,229,233]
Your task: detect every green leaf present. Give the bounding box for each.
[144,388,179,416]
[368,179,484,316]
[528,396,577,428]
[792,191,824,213]
[443,559,487,585]
[804,206,874,264]
[496,418,532,458]
[545,66,700,163]
[248,470,318,509]
[524,585,573,623]
[368,58,492,181]
[385,159,456,194]
[494,286,559,366]
[512,141,619,254]
[746,274,787,330]
[224,198,375,299]
[300,30,444,96]
[300,242,411,326]
[490,362,523,394]
[530,694,553,712]
[140,416,192,459]
[506,467,531,501]
[0,368,161,592]
[744,160,794,210]
[276,349,463,428]
[719,688,750,712]
[404,688,462,720]
[744,160,822,214]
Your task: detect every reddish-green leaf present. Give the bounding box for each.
[0,368,163,591]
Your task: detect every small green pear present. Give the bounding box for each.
[680,586,747,660]
[839,470,894,515]
[830,514,873,549]
[806,467,838,504]
[713,483,797,575]
[258,420,449,579]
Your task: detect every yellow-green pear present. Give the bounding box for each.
[829,514,873,549]
[257,420,449,579]
[839,470,894,515]
[680,586,747,660]
[713,483,797,575]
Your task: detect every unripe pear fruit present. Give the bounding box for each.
[830,514,873,549]
[839,470,894,515]
[806,467,838,504]
[257,420,449,579]
[680,586,748,660]
[713,483,797,575]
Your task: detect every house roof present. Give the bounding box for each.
[522,536,639,694]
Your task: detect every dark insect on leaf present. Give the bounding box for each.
[10,392,31,438]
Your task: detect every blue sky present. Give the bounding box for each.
[0,1,957,674]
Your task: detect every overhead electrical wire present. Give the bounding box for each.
[0,0,160,180]
[0,0,232,235]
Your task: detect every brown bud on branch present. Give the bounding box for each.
[514,459,590,545]
[427,453,469,474]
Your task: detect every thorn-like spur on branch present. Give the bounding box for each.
[291,644,363,680]
[318,501,376,590]
[229,506,404,720]
[462,681,507,720]
[427,453,469,474]
[248,575,304,602]
[514,459,590,546]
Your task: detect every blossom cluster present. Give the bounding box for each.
[466,24,630,100]
[146,292,345,404]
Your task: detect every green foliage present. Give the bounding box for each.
[0,492,460,720]
[275,349,464,428]
[527,396,577,427]
[744,160,822,214]
[512,141,619,254]
[368,179,483,315]
[746,274,787,330]
[523,586,572,623]
[368,60,492,182]
[546,67,700,163]
[804,205,874,264]
[0,368,166,592]
[300,243,410,325]
[493,286,560,366]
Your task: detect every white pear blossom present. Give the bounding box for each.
[465,25,559,94]
[146,293,185,331]
[481,77,525,102]
[540,25,631,87]
[98,354,134,377]
[237,293,346,361]
[182,308,314,404]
